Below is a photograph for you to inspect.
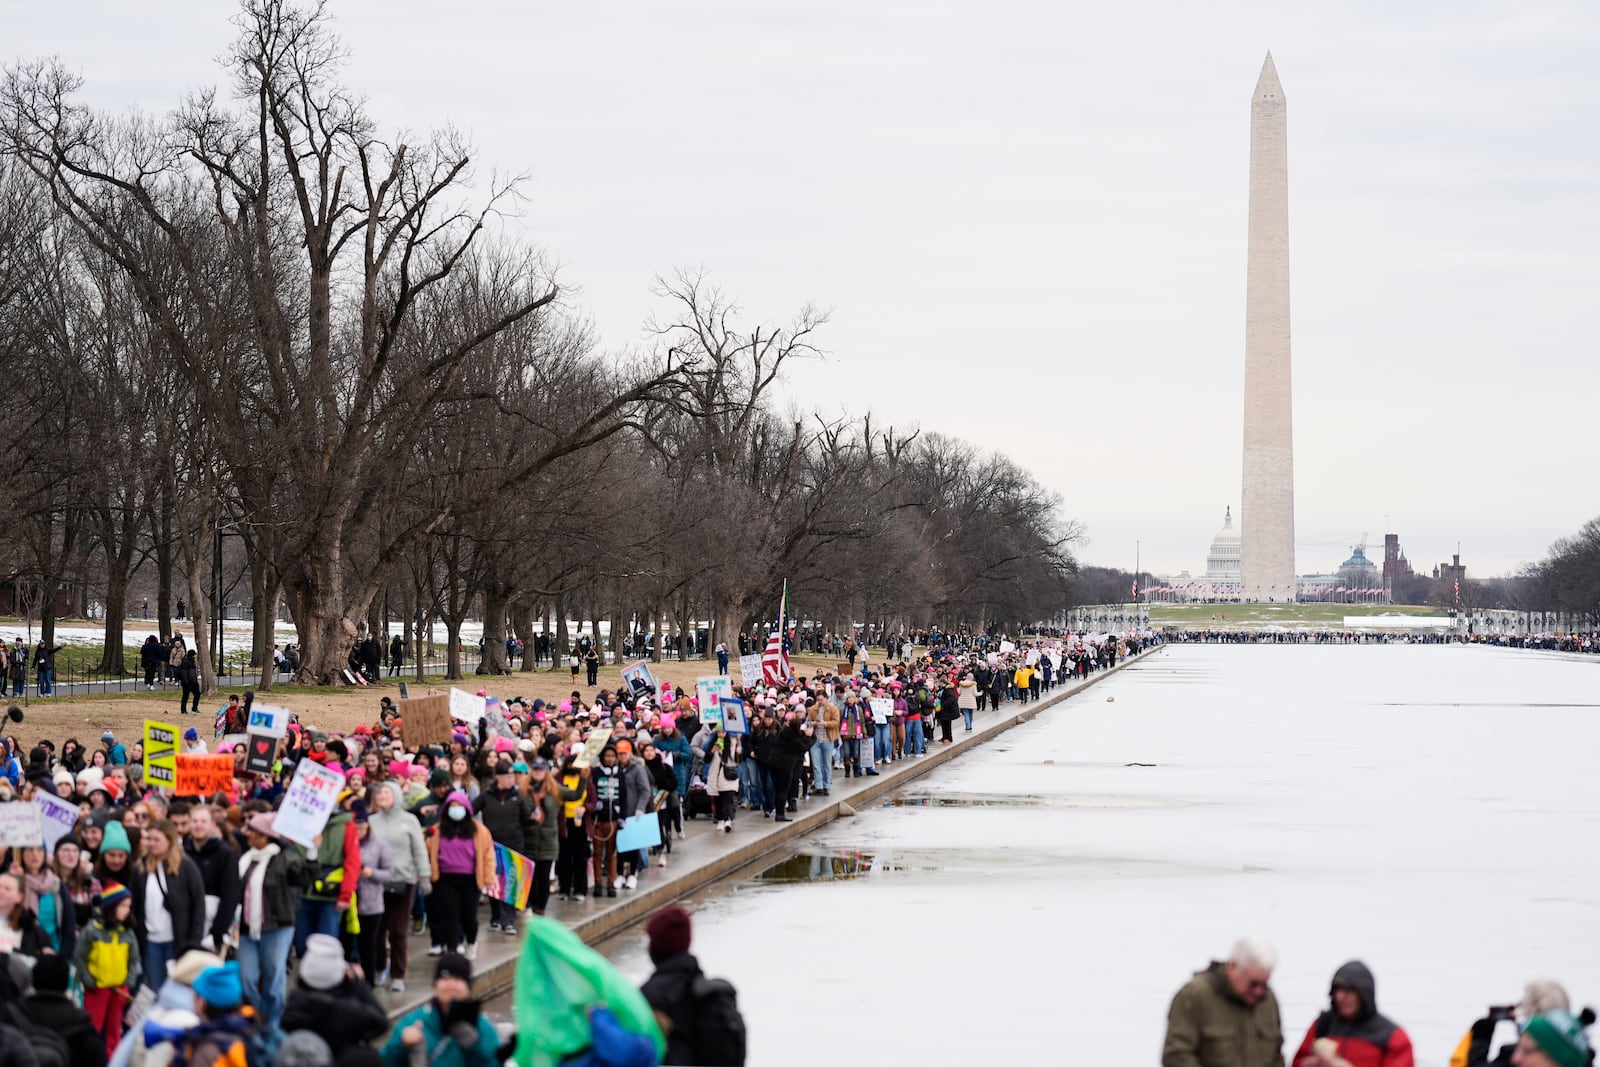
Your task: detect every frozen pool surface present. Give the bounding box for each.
[604,645,1600,1066]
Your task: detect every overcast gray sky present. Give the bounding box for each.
[11,0,1598,577]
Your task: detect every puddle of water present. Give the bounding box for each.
[885,790,1176,811]
[751,847,1230,883]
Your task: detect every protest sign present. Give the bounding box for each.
[244,732,277,776]
[718,696,747,735]
[621,661,656,702]
[449,688,486,725]
[574,728,612,770]
[399,694,452,748]
[836,662,851,677]
[695,675,731,715]
[176,753,235,798]
[144,720,177,788]
[490,844,534,910]
[34,792,79,851]
[0,803,41,847]
[617,813,662,852]
[700,700,722,730]
[870,698,893,725]
[276,758,345,848]
[246,703,290,739]
[483,697,515,741]
[738,654,763,685]
[999,640,1016,654]
[1024,648,1040,666]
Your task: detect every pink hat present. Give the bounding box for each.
[493,737,515,753]
[388,760,411,779]
[217,742,234,754]
[476,689,487,698]
[533,711,548,724]
[559,700,572,713]
[659,713,676,731]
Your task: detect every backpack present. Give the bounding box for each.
[688,976,747,1067]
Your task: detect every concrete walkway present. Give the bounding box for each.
[378,644,1162,1017]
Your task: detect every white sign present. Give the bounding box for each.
[246,703,290,739]
[0,803,42,848]
[697,675,732,709]
[869,698,893,725]
[1024,648,1040,666]
[738,654,762,685]
[449,688,486,725]
[275,759,346,849]
[999,640,1016,655]
[34,792,79,851]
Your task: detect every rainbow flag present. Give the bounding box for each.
[491,843,534,911]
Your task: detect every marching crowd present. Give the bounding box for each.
[1164,937,1593,1067]
[0,630,1148,1066]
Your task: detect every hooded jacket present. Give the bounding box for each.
[183,832,241,951]
[1163,960,1284,1067]
[1292,961,1414,1067]
[370,781,431,892]
[425,792,496,891]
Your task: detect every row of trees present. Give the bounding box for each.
[0,1,1082,691]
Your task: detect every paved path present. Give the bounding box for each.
[377,644,1162,1017]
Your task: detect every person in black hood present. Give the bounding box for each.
[640,907,745,1067]
[1292,959,1414,1067]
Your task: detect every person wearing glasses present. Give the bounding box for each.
[1163,936,1285,1067]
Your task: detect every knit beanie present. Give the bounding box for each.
[297,934,345,991]
[646,906,692,961]
[193,962,243,1011]
[1523,1011,1593,1067]
[100,819,132,855]
[275,1031,333,1067]
[31,954,69,993]
[99,881,131,910]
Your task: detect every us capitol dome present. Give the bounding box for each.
[1205,507,1242,581]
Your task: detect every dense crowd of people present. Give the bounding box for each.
[0,628,1152,1065]
[1164,937,1593,1067]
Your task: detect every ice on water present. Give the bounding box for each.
[608,645,1600,1066]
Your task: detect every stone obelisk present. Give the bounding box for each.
[1239,52,1296,602]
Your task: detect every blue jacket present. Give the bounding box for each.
[381,999,501,1067]
[655,733,693,796]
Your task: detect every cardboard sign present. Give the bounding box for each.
[718,696,747,735]
[870,698,893,725]
[246,704,290,739]
[738,654,763,685]
[574,728,612,770]
[0,803,42,847]
[696,675,732,717]
[449,688,486,725]
[144,720,177,788]
[176,753,235,798]
[836,662,851,677]
[276,758,345,848]
[34,792,79,851]
[244,732,277,775]
[400,694,453,749]
[621,661,656,701]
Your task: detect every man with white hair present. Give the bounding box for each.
[1163,935,1285,1067]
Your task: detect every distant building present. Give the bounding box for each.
[1433,553,1466,582]
[1382,534,1413,582]
[1206,508,1242,583]
[1338,546,1381,588]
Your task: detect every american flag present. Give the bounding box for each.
[762,580,792,684]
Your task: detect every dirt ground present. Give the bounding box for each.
[9,653,842,749]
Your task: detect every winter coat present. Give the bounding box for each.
[957,678,978,710]
[183,833,241,951]
[617,758,652,818]
[21,991,105,1067]
[237,844,314,935]
[704,737,741,798]
[370,782,430,892]
[1163,961,1284,1067]
[354,830,394,915]
[654,731,693,795]
[380,998,501,1067]
[767,724,808,772]
[425,819,496,892]
[521,789,564,862]
[139,640,163,671]
[1291,961,1414,1067]
[72,918,141,992]
[473,785,532,849]
[0,908,50,961]
[282,978,389,1060]
[129,855,208,957]
[805,701,841,742]
[640,951,709,1067]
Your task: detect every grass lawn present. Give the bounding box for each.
[1146,602,1447,628]
[5,653,842,751]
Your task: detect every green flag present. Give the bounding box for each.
[514,917,665,1067]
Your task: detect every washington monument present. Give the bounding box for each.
[1239,52,1296,601]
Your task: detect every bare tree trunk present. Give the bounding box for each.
[553,596,569,673]
[444,615,464,680]
[478,586,509,675]
[649,602,662,664]
[155,505,174,641]
[100,563,130,674]
[512,602,536,673]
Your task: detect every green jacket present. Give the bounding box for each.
[1162,961,1284,1067]
[72,917,142,992]
[381,999,501,1067]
